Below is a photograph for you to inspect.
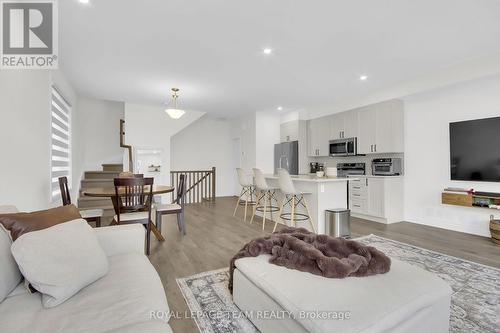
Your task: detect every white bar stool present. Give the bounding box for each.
[233,168,256,221]
[274,168,316,233]
[250,168,280,230]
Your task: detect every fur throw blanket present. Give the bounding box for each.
[228,227,391,293]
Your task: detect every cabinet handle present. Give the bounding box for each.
[374,144,377,152]
[353,186,360,189]
[353,204,361,208]
[370,145,373,152]
[353,194,361,197]
[366,178,368,186]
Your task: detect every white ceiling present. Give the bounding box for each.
[59,0,500,117]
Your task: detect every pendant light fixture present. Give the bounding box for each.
[165,88,185,119]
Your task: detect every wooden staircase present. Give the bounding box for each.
[77,164,124,223]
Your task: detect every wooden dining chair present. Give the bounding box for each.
[58,177,103,227]
[118,172,144,178]
[112,177,154,255]
[155,174,186,236]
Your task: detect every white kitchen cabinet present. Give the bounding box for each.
[307,116,330,157]
[357,109,376,154]
[330,111,359,140]
[330,113,344,140]
[280,120,299,142]
[343,110,359,139]
[349,176,404,223]
[367,178,385,217]
[357,100,404,154]
[308,100,404,157]
[375,102,404,153]
[348,178,367,214]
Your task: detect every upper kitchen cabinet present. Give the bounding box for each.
[343,110,359,139]
[279,119,309,174]
[358,109,377,154]
[357,100,404,154]
[330,111,359,140]
[280,120,299,142]
[330,113,344,140]
[376,101,404,153]
[307,116,330,157]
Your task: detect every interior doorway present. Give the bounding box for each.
[232,138,242,196]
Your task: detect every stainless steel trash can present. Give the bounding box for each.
[325,209,351,238]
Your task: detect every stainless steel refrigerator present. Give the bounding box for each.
[274,141,299,175]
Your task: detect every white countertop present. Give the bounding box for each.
[264,174,357,183]
[347,175,404,179]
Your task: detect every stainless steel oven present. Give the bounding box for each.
[329,138,357,157]
[371,158,403,176]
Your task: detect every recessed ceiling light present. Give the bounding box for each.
[277,106,283,111]
[79,0,90,3]
[263,48,272,55]
[359,75,368,81]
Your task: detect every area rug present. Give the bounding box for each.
[176,234,499,333]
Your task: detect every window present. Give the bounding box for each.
[50,86,71,199]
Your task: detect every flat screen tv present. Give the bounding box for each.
[450,116,500,182]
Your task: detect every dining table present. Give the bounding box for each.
[83,185,174,241]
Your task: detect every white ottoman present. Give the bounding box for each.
[233,254,451,333]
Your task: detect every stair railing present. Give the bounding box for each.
[120,119,133,172]
[170,167,216,204]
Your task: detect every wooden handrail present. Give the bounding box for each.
[120,119,133,172]
[170,167,216,204]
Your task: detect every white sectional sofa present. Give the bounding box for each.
[0,206,172,333]
[233,254,452,333]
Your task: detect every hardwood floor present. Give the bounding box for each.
[149,196,500,333]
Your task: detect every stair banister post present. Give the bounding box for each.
[211,167,216,200]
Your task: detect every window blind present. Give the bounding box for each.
[50,87,71,199]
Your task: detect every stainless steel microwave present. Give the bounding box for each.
[329,138,357,157]
[372,158,403,176]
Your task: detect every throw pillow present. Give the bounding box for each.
[0,204,81,241]
[11,219,109,308]
[0,205,22,303]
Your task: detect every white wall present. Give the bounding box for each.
[230,113,256,170]
[0,70,77,210]
[403,74,500,237]
[255,111,280,173]
[306,55,500,120]
[124,103,204,201]
[0,71,51,210]
[75,98,124,172]
[229,111,281,175]
[171,116,235,196]
[280,109,308,123]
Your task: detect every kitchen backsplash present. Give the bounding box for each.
[309,153,404,176]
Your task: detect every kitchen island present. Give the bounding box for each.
[258,174,357,234]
